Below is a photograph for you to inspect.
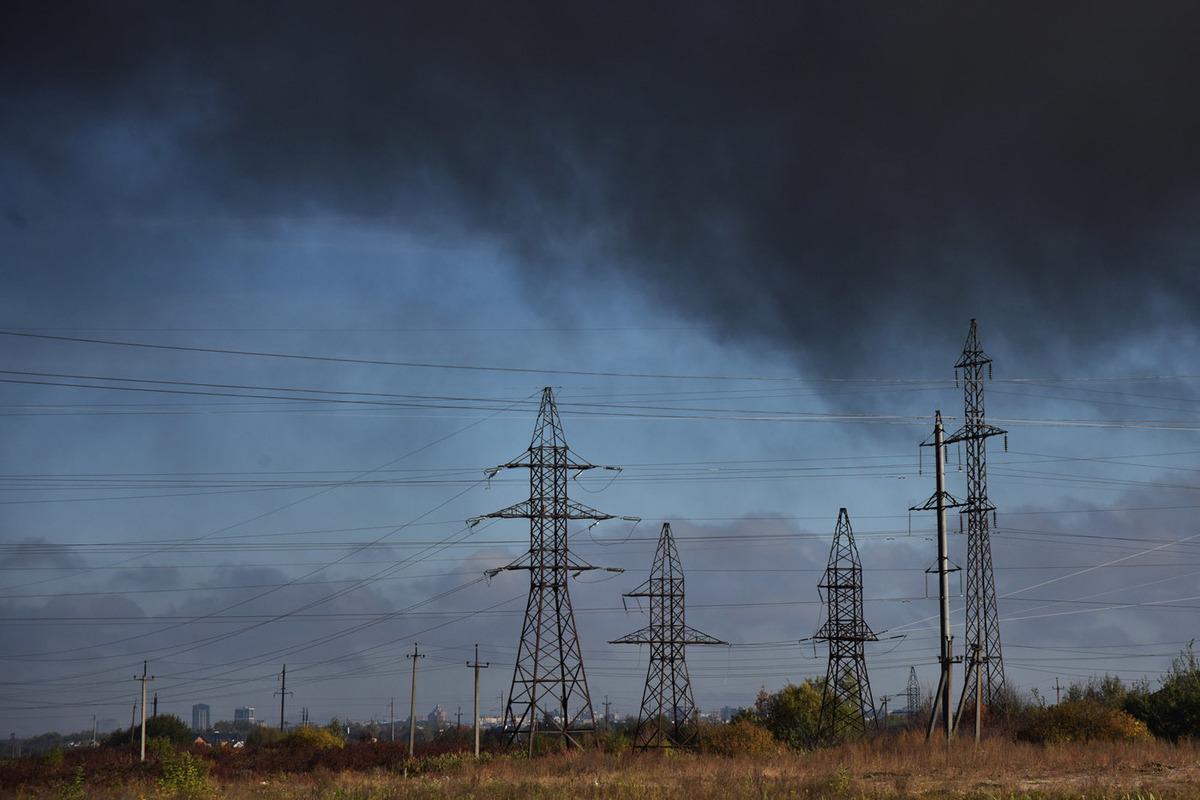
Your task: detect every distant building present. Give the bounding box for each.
[427,705,448,725]
[234,707,255,724]
[192,704,211,732]
[719,706,742,723]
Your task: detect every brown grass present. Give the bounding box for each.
[5,733,1200,799]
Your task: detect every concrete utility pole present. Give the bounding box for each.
[912,410,963,744]
[1055,677,1061,705]
[130,704,136,752]
[878,695,892,728]
[466,644,490,758]
[603,696,611,732]
[390,697,395,743]
[275,664,293,731]
[152,692,158,718]
[91,715,97,746]
[406,644,424,757]
[133,661,155,762]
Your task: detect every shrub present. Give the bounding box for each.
[594,729,632,755]
[158,749,211,798]
[738,680,828,748]
[1018,700,1151,744]
[697,720,780,757]
[43,747,65,767]
[147,736,175,759]
[246,726,285,748]
[1126,646,1200,740]
[106,714,193,747]
[55,766,85,800]
[285,725,346,749]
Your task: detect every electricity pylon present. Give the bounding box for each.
[814,508,877,742]
[610,522,725,748]
[906,667,922,718]
[473,387,634,751]
[944,320,1007,711]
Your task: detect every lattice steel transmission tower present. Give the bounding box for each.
[814,508,878,742]
[474,387,633,751]
[611,522,725,748]
[906,667,922,717]
[944,319,1007,708]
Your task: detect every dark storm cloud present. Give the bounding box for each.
[3,1,1199,371]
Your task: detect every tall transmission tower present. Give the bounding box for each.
[906,667,922,718]
[610,522,725,748]
[944,320,1007,708]
[474,387,634,751]
[814,508,878,742]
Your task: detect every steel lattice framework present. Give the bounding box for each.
[474,387,632,750]
[814,508,878,742]
[944,319,1007,706]
[610,522,725,748]
[906,666,922,717]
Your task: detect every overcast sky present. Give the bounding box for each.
[2,1,1200,736]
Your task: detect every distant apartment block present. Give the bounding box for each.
[234,707,255,724]
[191,703,211,731]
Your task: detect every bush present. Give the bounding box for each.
[594,729,632,755]
[246,726,285,748]
[285,725,345,749]
[1126,646,1200,740]
[158,749,211,798]
[55,766,85,800]
[106,714,193,747]
[697,720,780,757]
[1018,700,1151,744]
[736,680,832,748]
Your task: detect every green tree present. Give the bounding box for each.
[1126,645,1200,740]
[737,680,825,749]
[105,714,192,747]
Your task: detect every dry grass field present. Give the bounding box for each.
[5,734,1200,799]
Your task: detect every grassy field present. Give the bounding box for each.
[4,734,1200,799]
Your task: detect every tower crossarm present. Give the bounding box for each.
[943,422,1006,446]
[910,491,964,512]
[469,501,638,527]
[610,625,726,646]
[483,455,609,476]
[468,503,638,527]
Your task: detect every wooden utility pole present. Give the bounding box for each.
[1055,677,1062,705]
[152,692,158,718]
[133,661,155,762]
[406,644,424,757]
[389,697,395,743]
[603,696,611,732]
[467,644,489,758]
